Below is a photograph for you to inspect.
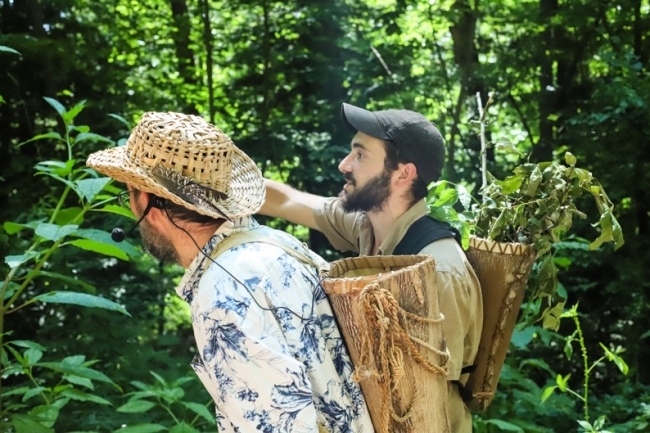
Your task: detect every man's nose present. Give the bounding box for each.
[338,154,353,173]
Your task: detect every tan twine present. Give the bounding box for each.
[352,282,450,432]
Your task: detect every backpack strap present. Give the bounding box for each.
[393,215,460,255]
[209,229,324,272]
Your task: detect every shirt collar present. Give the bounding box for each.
[175,216,258,303]
[375,199,428,255]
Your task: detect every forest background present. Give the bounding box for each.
[1,0,649,432]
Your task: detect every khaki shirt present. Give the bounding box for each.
[314,198,483,433]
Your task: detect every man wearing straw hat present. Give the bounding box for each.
[261,103,483,432]
[86,112,374,433]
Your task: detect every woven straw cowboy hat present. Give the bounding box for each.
[86,112,265,221]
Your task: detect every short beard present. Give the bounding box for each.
[340,170,391,213]
[139,219,179,265]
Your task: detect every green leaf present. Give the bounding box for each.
[24,348,43,365]
[577,420,593,431]
[3,221,35,235]
[29,404,59,428]
[17,132,64,147]
[68,239,129,260]
[180,401,214,423]
[524,165,543,197]
[73,228,139,257]
[640,330,650,339]
[169,423,201,433]
[8,340,47,351]
[36,361,116,385]
[565,152,577,167]
[53,207,84,225]
[34,159,75,177]
[33,291,130,316]
[35,223,78,242]
[1,386,30,397]
[541,302,564,331]
[75,178,111,203]
[540,385,557,403]
[484,419,524,432]
[599,343,629,375]
[456,184,473,210]
[43,97,66,119]
[108,113,132,129]
[149,371,167,386]
[556,373,571,392]
[74,132,113,145]
[113,424,167,433]
[22,387,47,402]
[500,174,525,195]
[10,414,55,433]
[0,45,21,55]
[94,204,135,219]
[116,399,157,413]
[64,375,94,390]
[63,100,86,125]
[5,251,40,269]
[33,271,97,293]
[59,388,112,405]
[433,187,459,207]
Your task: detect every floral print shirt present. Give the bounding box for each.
[176,217,373,433]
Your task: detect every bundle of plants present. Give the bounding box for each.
[426,151,624,411]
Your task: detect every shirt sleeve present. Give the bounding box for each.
[312,197,363,254]
[192,250,320,433]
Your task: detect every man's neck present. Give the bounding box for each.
[366,196,411,255]
[172,222,223,268]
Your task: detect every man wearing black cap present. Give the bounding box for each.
[261,103,483,432]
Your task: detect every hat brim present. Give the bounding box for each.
[86,146,265,221]
[341,103,391,140]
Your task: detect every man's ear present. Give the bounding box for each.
[141,193,168,228]
[394,162,418,186]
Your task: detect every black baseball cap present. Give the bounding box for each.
[340,103,445,185]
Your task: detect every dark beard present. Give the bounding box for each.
[139,219,179,265]
[340,170,391,213]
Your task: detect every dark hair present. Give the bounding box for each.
[132,190,223,227]
[382,140,429,204]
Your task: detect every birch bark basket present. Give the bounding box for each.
[463,236,536,412]
[320,255,450,433]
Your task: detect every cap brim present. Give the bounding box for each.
[341,103,390,140]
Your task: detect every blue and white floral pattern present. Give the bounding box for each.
[177,217,373,433]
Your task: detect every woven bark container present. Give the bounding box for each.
[320,255,450,433]
[464,236,536,412]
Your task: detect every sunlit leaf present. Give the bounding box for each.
[75,178,111,202]
[0,45,21,55]
[68,239,129,260]
[63,100,86,124]
[5,251,40,269]
[73,228,139,257]
[33,291,130,316]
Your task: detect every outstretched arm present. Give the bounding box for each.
[260,179,327,230]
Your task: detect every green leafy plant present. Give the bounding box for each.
[540,304,629,433]
[113,372,215,433]
[0,98,138,431]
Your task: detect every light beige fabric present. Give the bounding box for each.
[314,198,483,433]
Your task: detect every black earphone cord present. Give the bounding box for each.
[163,207,324,322]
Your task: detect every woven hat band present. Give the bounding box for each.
[125,112,234,194]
